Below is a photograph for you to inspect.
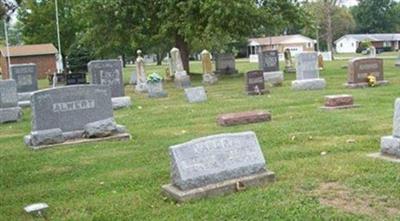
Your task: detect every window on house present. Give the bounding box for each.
[351,43,354,46]
[307,43,311,48]
[340,43,343,47]
[383,41,392,47]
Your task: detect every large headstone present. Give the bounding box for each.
[215,53,238,75]
[245,70,267,95]
[291,52,326,91]
[88,59,124,97]
[184,87,207,103]
[10,64,38,93]
[346,57,387,88]
[162,131,275,202]
[380,98,400,158]
[259,50,284,86]
[201,50,218,85]
[25,85,128,148]
[0,80,22,123]
[170,47,191,88]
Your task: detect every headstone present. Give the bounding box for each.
[65,73,87,85]
[395,57,400,68]
[291,52,326,91]
[171,47,191,88]
[380,98,400,158]
[215,53,238,75]
[201,50,218,85]
[259,50,284,86]
[321,95,359,110]
[0,80,22,123]
[184,86,207,103]
[245,70,267,95]
[162,131,275,202]
[129,71,137,85]
[346,57,387,88]
[284,48,295,73]
[88,59,124,97]
[369,46,376,57]
[24,85,128,148]
[10,63,38,93]
[217,111,271,126]
[135,50,148,93]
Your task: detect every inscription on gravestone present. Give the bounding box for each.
[245,70,266,95]
[10,64,38,93]
[215,53,237,74]
[259,50,279,72]
[296,52,319,80]
[88,60,124,97]
[348,58,384,84]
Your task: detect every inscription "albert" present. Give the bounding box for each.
[53,99,95,112]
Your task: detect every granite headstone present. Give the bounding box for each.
[346,57,387,87]
[245,70,267,95]
[0,80,22,123]
[184,87,207,103]
[88,59,124,97]
[296,52,319,80]
[259,50,279,72]
[215,53,238,75]
[10,63,38,93]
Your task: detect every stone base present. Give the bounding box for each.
[380,136,400,158]
[217,111,271,126]
[18,92,34,101]
[112,96,132,110]
[25,132,131,150]
[135,83,148,93]
[263,71,284,86]
[344,80,388,88]
[0,107,22,123]
[321,104,360,110]
[214,69,238,75]
[284,67,296,73]
[367,152,400,163]
[291,79,326,91]
[149,91,168,98]
[202,73,218,85]
[174,75,191,89]
[162,170,275,203]
[18,100,31,108]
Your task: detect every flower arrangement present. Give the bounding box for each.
[367,74,376,87]
[147,72,163,84]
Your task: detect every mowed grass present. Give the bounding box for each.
[1,58,400,220]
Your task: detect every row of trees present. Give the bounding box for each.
[1,0,400,73]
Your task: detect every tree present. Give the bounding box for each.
[351,0,400,33]
[0,0,20,21]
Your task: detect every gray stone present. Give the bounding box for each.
[18,100,31,108]
[259,50,279,72]
[202,73,218,85]
[0,80,18,108]
[24,203,49,215]
[174,75,191,89]
[18,92,34,102]
[167,131,268,191]
[215,53,238,75]
[263,71,284,86]
[130,71,137,85]
[184,87,207,103]
[393,98,400,138]
[296,52,319,80]
[10,64,38,93]
[83,118,118,138]
[0,107,22,123]
[380,136,400,158]
[147,82,167,98]
[88,59,124,97]
[29,128,65,146]
[291,79,326,91]
[246,70,267,95]
[112,96,132,110]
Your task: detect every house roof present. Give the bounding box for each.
[249,34,316,46]
[0,43,58,57]
[335,33,400,44]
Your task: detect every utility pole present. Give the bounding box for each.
[4,20,11,78]
[55,0,63,73]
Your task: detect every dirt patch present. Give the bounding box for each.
[315,182,400,219]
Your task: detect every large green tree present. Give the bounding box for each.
[351,0,400,33]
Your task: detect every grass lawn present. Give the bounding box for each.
[1,58,400,220]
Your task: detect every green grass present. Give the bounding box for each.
[1,59,400,220]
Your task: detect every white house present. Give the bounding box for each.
[335,33,400,53]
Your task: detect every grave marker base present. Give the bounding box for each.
[0,107,22,123]
[344,80,388,88]
[162,170,275,203]
[112,96,132,110]
[320,104,360,110]
[291,79,326,91]
[367,152,400,163]
[263,71,284,86]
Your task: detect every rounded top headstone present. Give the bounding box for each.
[137,49,142,55]
[201,49,210,55]
[171,47,179,53]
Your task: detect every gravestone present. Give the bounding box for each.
[215,53,238,75]
[217,111,271,126]
[148,81,167,98]
[0,80,22,123]
[135,50,148,93]
[291,52,326,91]
[321,95,359,110]
[162,131,275,202]
[10,63,38,93]
[380,98,400,158]
[259,50,284,86]
[24,85,129,148]
[65,73,87,85]
[201,50,218,85]
[284,48,295,73]
[88,59,132,109]
[170,47,191,88]
[245,70,267,95]
[396,55,400,67]
[346,57,387,88]
[88,59,124,97]
[130,71,137,85]
[184,87,207,103]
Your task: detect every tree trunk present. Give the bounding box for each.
[122,53,126,68]
[156,52,162,65]
[175,34,190,73]
[325,0,337,60]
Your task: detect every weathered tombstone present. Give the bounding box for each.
[0,80,22,123]
[184,86,207,103]
[245,70,267,95]
[147,73,167,98]
[162,131,275,202]
[369,46,376,57]
[345,57,387,88]
[65,73,87,85]
[320,94,359,110]
[284,48,295,73]
[201,50,218,85]
[135,50,148,93]
[396,56,400,68]
[259,50,284,86]
[10,63,38,106]
[24,85,130,149]
[291,52,326,91]
[318,54,324,70]
[380,98,400,158]
[215,53,238,75]
[129,71,137,85]
[88,59,132,109]
[217,111,271,126]
[170,47,191,88]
